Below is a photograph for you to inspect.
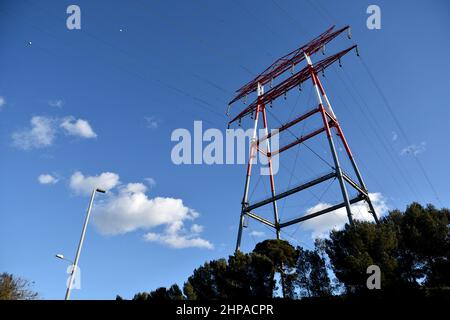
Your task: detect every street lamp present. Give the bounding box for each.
[55,254,73,264]
[63,187,106,300]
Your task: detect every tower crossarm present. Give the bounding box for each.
[228,25,351,106]
[228,45,357,125]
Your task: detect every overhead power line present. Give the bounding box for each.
[358,57,443,206]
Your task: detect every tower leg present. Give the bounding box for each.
[365,195,379,223]
[315,76,379,224]
[336,127,379,223]
[235,214,246,252]
[235,88,262,253]
[318,104,354,225]
[305,52,353,225]
[345,146,379,223]
[261,104,281,239]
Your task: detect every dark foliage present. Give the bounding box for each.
[131,284,184,301]
[0,273,38,300]
[124,202,449,300]
[295,245,333,298]
[325,203,450,293]
[183,251,274,299]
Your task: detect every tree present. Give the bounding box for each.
[325,221,399,293]
[125,202,449,301]
[295,246,332,298]
[426,257,450,288]
[386,203,450,287]
[0,273,38,300]
[183,258,228,299]
[183,281,197,300]
[253,239,298,298]
[132,284,184,300]
[183,252,274,299]
[226,251,274,298]
[324,203,450,293]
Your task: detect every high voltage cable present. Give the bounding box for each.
[230,0,297,49]
[134,0,257,77]
[331,66,423,201]
[301,0,441,206]
[324,78,401,209]
[12,1,227,126]
[24,0,345,217]
[270,0,308,37]
[358,57,443,206]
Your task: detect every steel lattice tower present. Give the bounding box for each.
[228,26,379,252]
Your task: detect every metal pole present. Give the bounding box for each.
[315,70,379,224]
[235,84,263,253]
[65,188,98,300]
[261,104,281,239]
[305,52,354,225]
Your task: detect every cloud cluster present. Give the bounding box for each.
[69,171,212,249]
[70,171,120,195]
[144,221,213,249]
[61,117,97,138]
[12,116,57,150]
[12,115,96,150]
[400,142,426,156]
[38,173,58,185]
[300,193,388,239]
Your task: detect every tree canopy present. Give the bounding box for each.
[121,202,449,300]
[325,203,450,294]
[0,273,38,300]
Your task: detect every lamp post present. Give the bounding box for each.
[63,187,105,300]
[55,254,73,264]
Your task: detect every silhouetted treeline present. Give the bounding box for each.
[118,203,450,300]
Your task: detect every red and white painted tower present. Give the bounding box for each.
[228,26,379,252]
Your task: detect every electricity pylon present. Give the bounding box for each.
[228,26,379,252]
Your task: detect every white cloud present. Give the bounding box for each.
[68,171,212,249]
[0,96,5,109]
[60,117,97,138]
[38,173,58,185]
[48,99,63,108]
[391,131,398,142]
[12,116,56,150]
[300,193,388,239]
[73,172,213,249]
[94,183,196,235]
[249,230,265,237]
[69,171,120,195]
[145,116,159,129]
[144,220,213,249]
[400,142,426,156]
[12,115,97,150]
[144,231,213,249]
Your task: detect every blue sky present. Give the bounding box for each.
[1,0,449,299]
